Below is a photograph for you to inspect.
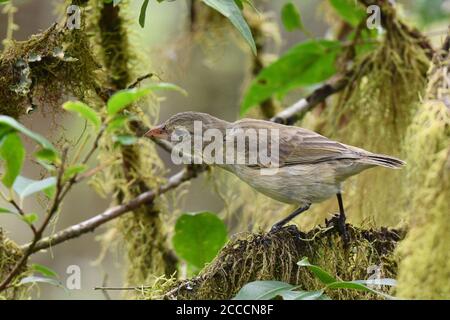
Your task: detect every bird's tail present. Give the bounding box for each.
[362,153,406,169]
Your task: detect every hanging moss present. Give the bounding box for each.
[306,2,431,227]
[396,39,450,299]
[156,224,403,300]
[87,0,176,293]
[0,228,29,300]
[0,23,100,118]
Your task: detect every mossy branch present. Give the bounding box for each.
[162,224,404,300]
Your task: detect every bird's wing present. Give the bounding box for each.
[228,119,363,168]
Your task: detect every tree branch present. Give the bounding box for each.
[0,149,69,292]
[270,73,350,125]
[23,165,206,254]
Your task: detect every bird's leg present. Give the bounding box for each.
[270,203,311,232]
[336,193,350,245]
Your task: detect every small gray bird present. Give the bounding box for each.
[145,112,404,238]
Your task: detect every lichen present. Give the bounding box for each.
[0,23,100,119]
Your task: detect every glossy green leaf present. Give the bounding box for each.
[34,149,57,164]
[241,40,341,114]
[279,289,325,300]
[0,207,16,215]
[13,175,56,200]
[172,212,228,270]
[22,212,38,225]
[113,135,137,146]
[139,0,150,27]
[0,132,25,188]
[0,116,58,161]
[31,263,58,278]
[19,275,63,288]
[63,101,101,130]
[63,164,87,182]
[202,0,256,55]
[297,257,337,284]
[326,280,396,299]
[107,115,129,132]
[354,278,397,287]
[281,2,303,32]
[329,0,365,27]
[107,83,186,115]
[233,281,294,300]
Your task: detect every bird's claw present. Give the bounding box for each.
[326,213,350,246]
[269,224,282,233]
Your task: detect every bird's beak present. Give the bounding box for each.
[144,125,168,139]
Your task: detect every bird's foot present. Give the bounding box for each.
[326,213,350,247]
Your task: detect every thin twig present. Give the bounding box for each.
[23,166,205,253]
[9,198,37,235]
[0,149,68,292]
[127,73,160,89]
[94,286,151,291]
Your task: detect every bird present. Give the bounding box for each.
[144,111,405,240]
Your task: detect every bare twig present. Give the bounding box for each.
[94,286,151,291]
[9,198,37,235]
[270,73,350,125]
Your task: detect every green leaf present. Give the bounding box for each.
[113,135,138,146]
[326,280,396,299]
[139,0,150,28]
[233,281,294,300]
[31,264,58,278]
[0,0,10,4]
[34,149,57,164]
[22,212,38,225]
[281,2,303,32]
[172,212,228,270]
[353,278,397,287]
[241,40,341,115]
[63,164,87,182]
[0,207,16,215]
[107,83,186,115]
[0,116,58,162]
[329,0,365,27]
[278,289,325,300]
[106,115,129,132]
[13,176,56,200]
[0,132,25,188]
[18,275,63,288]
[297,257,337,284]
[62,101,101,130]
[202,0,256,55]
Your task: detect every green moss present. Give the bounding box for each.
[159,225,402,300]
[88,1,175,295]
[307,4,430,227]
[396,48,450,299]
[0,228,29,300]
[0,24,100,119]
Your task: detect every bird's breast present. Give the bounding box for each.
[220,163,341,205]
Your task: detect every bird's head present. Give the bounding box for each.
[144,111,228,141]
